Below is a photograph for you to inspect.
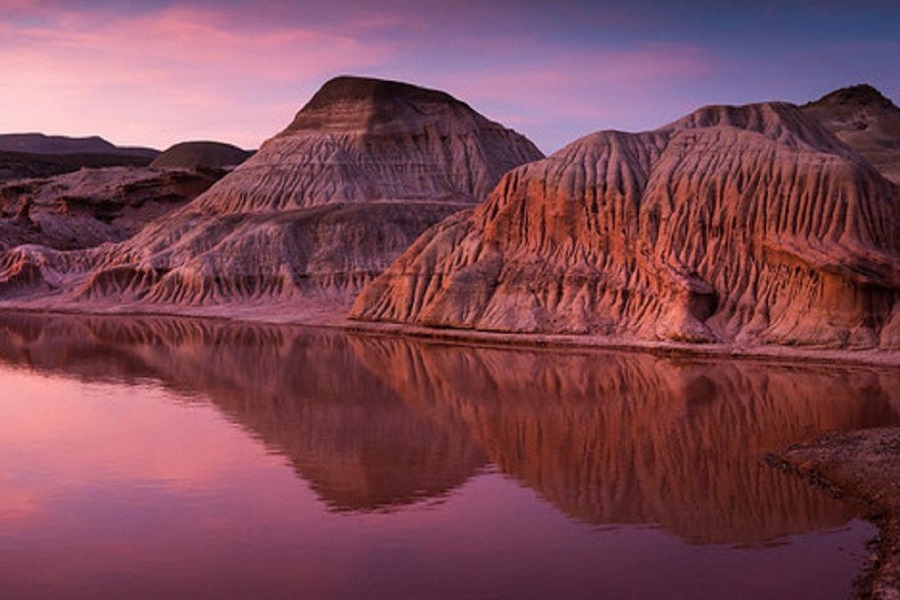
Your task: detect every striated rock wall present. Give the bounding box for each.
[353,101,900,348]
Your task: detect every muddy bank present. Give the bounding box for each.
[769,429,900,599]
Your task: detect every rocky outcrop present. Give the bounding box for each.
[0,166,224,251]
[150,141,253,169]
[353,97,900,349]
[0,133,159,182]
[803,84,900,185]
[0,76,542,317]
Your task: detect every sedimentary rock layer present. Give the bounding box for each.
[353,99,900,348]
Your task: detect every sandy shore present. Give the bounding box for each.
[768,429,900,599]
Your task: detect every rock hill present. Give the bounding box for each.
[0,76,542,315]
[0,133,161,182]
[353,91,900,349]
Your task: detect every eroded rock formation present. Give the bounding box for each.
[0,76,542,317]
[353,96,900,348]
[0,167,224,251]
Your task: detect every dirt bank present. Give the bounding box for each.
[768,429,900,599]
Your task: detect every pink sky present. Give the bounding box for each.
[1,1,898,153]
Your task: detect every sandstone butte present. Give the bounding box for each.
[0,76,542,320]
[353,85,900,351]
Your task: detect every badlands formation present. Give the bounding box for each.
[802,84,900,185]
[0,77,898,353]
[0,166,223,252]
[354,91,900,350]
[0,76,541,318]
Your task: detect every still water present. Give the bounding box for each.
[0,313,897,599]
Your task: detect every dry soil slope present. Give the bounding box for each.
[353,95,900,349]
[5,76,541,314]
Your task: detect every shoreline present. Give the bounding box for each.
[2,301,900,369]
[767,429,900,600]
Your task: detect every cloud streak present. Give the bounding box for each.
[0,4,396,148]
[0,1,898,152]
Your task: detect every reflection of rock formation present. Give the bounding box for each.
[2,311,898,545]
[0,312,486,512]
[350,335,900,544]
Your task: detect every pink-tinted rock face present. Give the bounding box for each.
[0,76,543,314]
[352,99,900,349]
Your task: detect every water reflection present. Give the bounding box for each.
[0,314,486,513]
[0,311,898,547]
[351,335,900,544]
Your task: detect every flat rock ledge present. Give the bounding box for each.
[767,427,900,599]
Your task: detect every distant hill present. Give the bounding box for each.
[150,141,253,169]
[0,133,158,158]
[0,150,156,182]
[0,133,160,182]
